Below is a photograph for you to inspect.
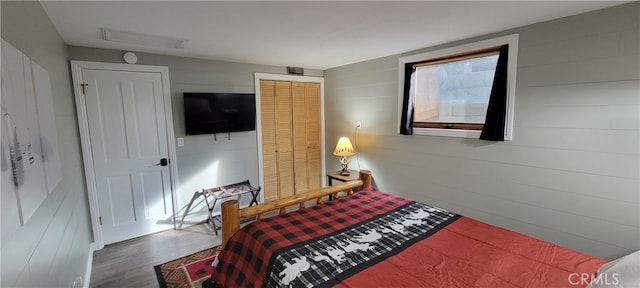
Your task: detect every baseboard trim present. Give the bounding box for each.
[83,242,95,288]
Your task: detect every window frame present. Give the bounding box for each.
[398,34,519,140]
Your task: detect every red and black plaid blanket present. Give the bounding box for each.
[211,190,460,288]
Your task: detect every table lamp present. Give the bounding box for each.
[333,136,356,176]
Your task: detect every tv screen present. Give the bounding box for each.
[184,92,256,135]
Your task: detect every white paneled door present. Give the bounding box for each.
[73,62,177,247]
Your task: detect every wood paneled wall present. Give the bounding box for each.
[1,2,93,287]
[323,2,639,260]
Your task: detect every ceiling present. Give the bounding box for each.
[41,1,627,70]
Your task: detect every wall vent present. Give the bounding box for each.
[287,66,304,75]
[102,28,187,49]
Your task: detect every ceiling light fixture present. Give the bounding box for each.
[102,28,187,49]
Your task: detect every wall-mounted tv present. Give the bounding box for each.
[184,92,256,135]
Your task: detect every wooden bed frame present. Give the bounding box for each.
[220,170,372,246]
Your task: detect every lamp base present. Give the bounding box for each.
[340,168,350,176]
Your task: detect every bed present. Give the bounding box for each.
[211,171,605,287]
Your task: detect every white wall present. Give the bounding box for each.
[324,2,639,260]
[1,2,94,287]
[67,46,323,221]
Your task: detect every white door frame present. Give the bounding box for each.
[70,61,179,250]
[254,73,326,204]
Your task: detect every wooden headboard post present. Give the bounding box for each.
[221,200,241,247]
[220,170,373,247]
[359,170,372,188]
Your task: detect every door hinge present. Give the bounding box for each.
[99,216,102,225]
[80,83,88,95]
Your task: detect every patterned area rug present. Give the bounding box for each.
[154,246,222,288]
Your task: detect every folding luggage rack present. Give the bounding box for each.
[179,180,261,234]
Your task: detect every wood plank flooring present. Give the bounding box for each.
[90,224,221,288]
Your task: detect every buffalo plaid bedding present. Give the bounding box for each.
[211,190,460,288]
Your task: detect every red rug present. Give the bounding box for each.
[154,246,221,288]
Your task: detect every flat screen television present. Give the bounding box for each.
[184,92,256,135]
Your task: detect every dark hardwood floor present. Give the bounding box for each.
[90,224,221,288]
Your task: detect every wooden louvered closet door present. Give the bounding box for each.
[260,80,321,201]
[293,82,321,193]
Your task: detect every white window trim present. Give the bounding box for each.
[398,34,519,140]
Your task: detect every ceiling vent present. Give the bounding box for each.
[102,28,187,49]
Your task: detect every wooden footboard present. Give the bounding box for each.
[221,170,372,247]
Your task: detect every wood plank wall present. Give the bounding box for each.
[323,2,639,260]
[1,2,93,287]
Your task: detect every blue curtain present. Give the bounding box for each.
[480,44,509,141]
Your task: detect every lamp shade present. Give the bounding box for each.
[333,137,355,157]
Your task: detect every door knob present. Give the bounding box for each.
[157,158,168,166]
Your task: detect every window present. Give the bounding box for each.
[398,34,518,140]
